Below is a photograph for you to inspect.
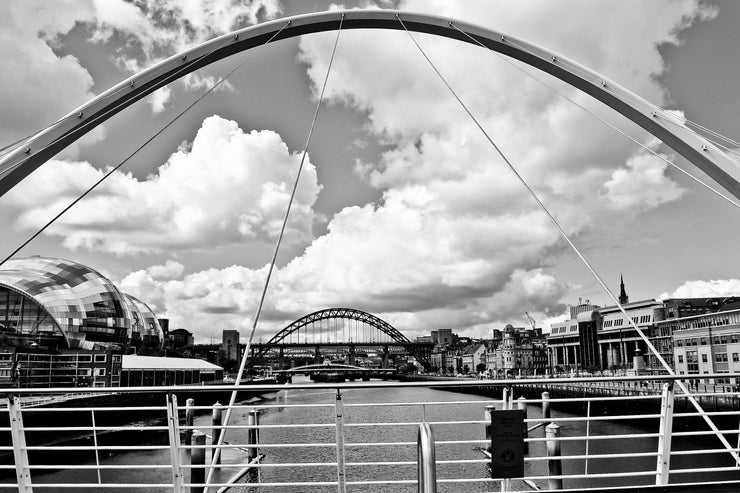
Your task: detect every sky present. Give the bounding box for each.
[1,0,740,343]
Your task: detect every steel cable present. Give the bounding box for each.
[204,14,345,490]
[398,14,740,463]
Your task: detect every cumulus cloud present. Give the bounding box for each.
[664,280,740,299]
[4,115,322,255]
[601,148,686,211]
[281,0,711,337]
[0,1,103,153]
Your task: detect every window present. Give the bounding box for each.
[733,335,739,344]
[676,340,683,347]
[77,368,91,376]
[713,336,720,345]
[678,355,684,363]
[733,353,739,363]
[702,354,708,363]
[721,336,728,344]
[77,355,92,363]
[112,355,121,363]
[701,337,707,345]
[94,368,106,377]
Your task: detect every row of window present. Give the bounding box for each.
[676,334,740,347]
[678,352,740,364]
[16,353,108,363]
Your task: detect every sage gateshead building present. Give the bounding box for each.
[0,256,164,387]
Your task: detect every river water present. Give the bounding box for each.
[26,377,740,491]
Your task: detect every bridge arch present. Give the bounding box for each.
[1,10,740,200]
[248,307,432,369]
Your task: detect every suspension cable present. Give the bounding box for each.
[204,14,345,490]
[0,21,292,270]
[447,22,740,211]
[397,14,740,463]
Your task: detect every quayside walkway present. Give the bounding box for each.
[1,374,740,491]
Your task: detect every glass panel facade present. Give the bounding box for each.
[0,256,162,351]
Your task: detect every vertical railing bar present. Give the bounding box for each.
[585,400,591,474]
[8,395,32,492]
[335,389,346,493]
[656,382,674,485]
[90,409,101,484]
[417,422,437,493]
[166,393,184,493]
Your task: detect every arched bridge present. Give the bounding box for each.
[2,10,740,201]
[247,308,433,371]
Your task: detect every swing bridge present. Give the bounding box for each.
[2,7,740,492]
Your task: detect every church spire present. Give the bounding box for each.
[619,274,629,305]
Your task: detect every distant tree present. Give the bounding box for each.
[463,364,470,374]
[476,363,487,374]
[447,366,454,374]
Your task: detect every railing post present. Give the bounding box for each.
[484,405,495,453]
[185,398,194,447]
[248,409,260,461]
[212,402,223,466]
[584,400,591,475]
[91,409,102,484]
[542,391,550,420]
[166,393,184,492]
[518,396,529,454]
[546,423,563,490]
[8,395,32,493]
[191,432,206,493]
[335,390,347,493]
[417,422,437,493]
[656,382,674,485]
[502,387,510,410]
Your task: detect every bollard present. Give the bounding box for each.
[542,392,551,421]
[502,387,510,410]
[212,402,223,465]
[518,396,529,454]
[484,405,495,453]
[191,432,206,493]
[546,423,563,490]
[185,398,194,447]
[248,409,260,461]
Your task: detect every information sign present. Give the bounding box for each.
[490,409,525,478]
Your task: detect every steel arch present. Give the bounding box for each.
[1,10,740,200]
[248,307,431,369]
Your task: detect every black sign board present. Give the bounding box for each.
[490,409,525,478]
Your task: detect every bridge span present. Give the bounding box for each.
[247,308,434,371]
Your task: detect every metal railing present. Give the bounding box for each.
[0,374,739,491]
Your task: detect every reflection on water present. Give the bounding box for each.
[24,377,740,492]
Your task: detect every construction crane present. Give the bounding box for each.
[525,312,537,331]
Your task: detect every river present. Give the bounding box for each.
[25,377,740,491]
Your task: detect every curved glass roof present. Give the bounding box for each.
[0,256,161,350]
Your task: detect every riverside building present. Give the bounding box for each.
[547,277,740,379]
[0,256,165,387]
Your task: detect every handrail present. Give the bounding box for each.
[417,422,437,493]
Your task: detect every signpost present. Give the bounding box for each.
[490,409,525,479]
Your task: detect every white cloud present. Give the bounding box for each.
[147,260,185,280]
[601,148,686,212]
[4,115,322,255]
[0,1,103,153]
[148,86,173,114]
[665,280,740,299]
